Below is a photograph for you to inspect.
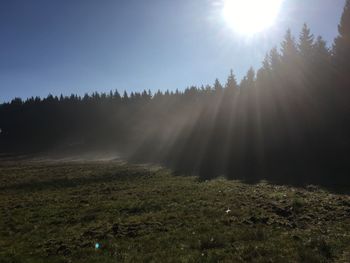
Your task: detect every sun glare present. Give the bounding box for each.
[223,0,283,36]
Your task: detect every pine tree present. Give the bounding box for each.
[298,24,316,87]
[240,76,248,89]
[141,90,149,100]
[239,68,255,90]
[280,29,300,85]
[225,70,238,91]
[313,36,332,95]
[281,29,298,62]
[123,91,129,101]
[207,85,212,92]
[299,23,315,61]
[256,54,271,86]
[261,54,271,72]
[314,36,330,63]
[113,89,121,100]
[333,0,350,72]
[269,47,281,72]
[214,78,223,93]
[246,67,256,88]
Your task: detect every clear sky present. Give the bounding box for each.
[0,0,346,102]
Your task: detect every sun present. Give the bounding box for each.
[223,0,283,36]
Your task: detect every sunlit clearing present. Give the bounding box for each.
[223,0,283,36]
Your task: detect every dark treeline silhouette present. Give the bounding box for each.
[1,1,350,187]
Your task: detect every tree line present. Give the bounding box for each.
[1,1,350,186]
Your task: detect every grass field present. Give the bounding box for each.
[0,159,349,262]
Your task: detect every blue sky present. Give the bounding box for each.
[0,0,346,102]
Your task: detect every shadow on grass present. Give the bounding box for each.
[0,170,150,193]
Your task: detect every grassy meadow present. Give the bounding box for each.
[0,159,349,262]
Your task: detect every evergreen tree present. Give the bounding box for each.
[314,36,330,61]
[113,89,121,100]
[281,29,298,62]
[205,85,212,93]
[261,54,271,72]
[299,23,315,62]
[298,24,316,87]
[314,36,331,79]
[11,98,23,106]
[225,70,238,91]
[280,29,300,86]
[269,47,281,72]
[213,78,223,93]
[311,36,332,100]
[123,91,129,101]
[240,76,248,89]
[333,0,350,72]
[256,54,271,87]
[246,67,255,88]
